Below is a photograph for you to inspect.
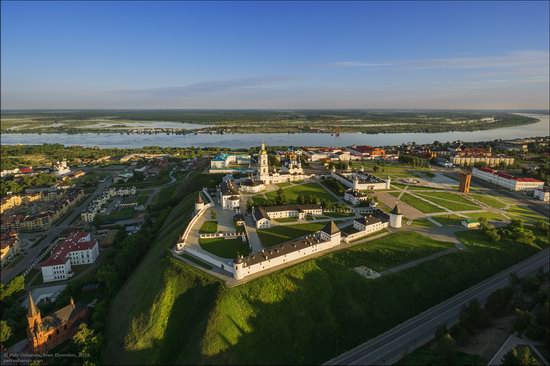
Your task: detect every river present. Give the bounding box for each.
[1,113,548,148]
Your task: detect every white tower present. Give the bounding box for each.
[258,143,270,183]
[195,193,205,214]
[389,203,402,228]
[352,175,360,191]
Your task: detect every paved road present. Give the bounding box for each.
[1,178,113,284]
[325,248,550,366]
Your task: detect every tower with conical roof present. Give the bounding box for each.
[27,292,41,329]
[320,220,341,246]
[389,202,402,228]
[195,193,205,214]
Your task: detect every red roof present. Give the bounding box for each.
[41,231,97,266]
[477,167,543,183]
[352,145,375,153]
[19,167,33,173]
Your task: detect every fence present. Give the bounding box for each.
[199,232,246,241]
[176,202,214,251]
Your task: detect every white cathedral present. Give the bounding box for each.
[257,143,309,184]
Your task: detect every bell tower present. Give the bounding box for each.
[258,143,269,183]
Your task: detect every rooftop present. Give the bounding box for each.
[41,231,97,267]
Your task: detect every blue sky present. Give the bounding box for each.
[1,1,549,109]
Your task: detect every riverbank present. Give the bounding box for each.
[1,114,548,148]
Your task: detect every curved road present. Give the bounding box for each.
[325,248,550,365]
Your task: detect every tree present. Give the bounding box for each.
[485,287,513,317]
[275,188,288,205]
[0,320,12,344]
[436,333,458,365]
[514,308,535,335]
[73,323,102,365]
[502,347,540,366]
[459,299,491,334]
[449,323,469,346]
[246,199,253,213]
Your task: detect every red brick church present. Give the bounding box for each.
[26,292,88,353]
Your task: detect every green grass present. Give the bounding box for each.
[264,182,337,203]
[199,237,250,258]
[324,211,355,218]
[507,205,546,223]
[257,222,326,247]
[352,161,430,178]
[199,220,218,234]
[276,182,293,188]
[98,207,136,221]
[389,192,443,213]
[430,214,464,226]
[274,217,299,223]
[251,195,269,205]
[465,211,507,222]
[181,253,213,270]
[469,193,507,209]
[414,192,480,211]
[103,188,549,365]
[411,218,437,228]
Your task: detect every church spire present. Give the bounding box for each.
[28,292,39,317]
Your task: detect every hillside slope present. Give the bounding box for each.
[103,199,548,365]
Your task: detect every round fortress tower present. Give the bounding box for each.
[195,193,205,214]
[389,202,402,228]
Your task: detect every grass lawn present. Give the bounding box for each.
[324,211,355,218]
[98,207,136,221]
[137,190,153,205]
[199,221,218,234]
[251,195,269,205]
[264,182,337,203]
[257,222,326,247]
[181,253,213,270]
[389,192,443,213]
[276,182,293,188]
[469,193,507,209]
[431,214,464,226]
[415,192,480,211]
[465,211,507,222]
[411,218,437,228]
[352,161,430,178]
[405,185,440,191]
[506,205,546,223]
[274,217,299,223]
[199,237,250,258]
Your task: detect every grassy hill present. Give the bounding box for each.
[103,189,549,364]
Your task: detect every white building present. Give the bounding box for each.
[53,160,71,177]
[344,189,373,206]
[252,204,323,228]
[353,215,388,233]
[331,170,391,191]
[256,143,310,184]
[534,186,550,202]
[209,153,253,174]
[117,187,136,196]
[41,231,100,282]
[472,167,544,191]
[239,179,265,193]
[232,221,341,280]
[219,180,241,211]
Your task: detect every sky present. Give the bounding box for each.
[1,1,549,110]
